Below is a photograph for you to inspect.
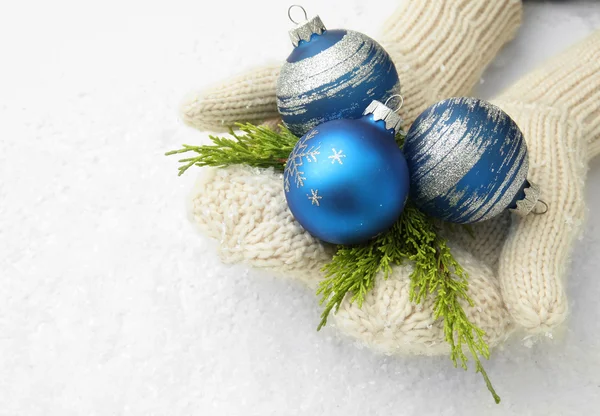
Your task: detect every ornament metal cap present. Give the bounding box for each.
[288,5,326,47]
[363,96,404,132]
[510,181,546,217]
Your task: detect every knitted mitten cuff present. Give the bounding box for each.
[496,30,600,159]
[381,0,523,125]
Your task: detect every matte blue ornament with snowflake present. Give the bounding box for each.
[403,97,542,224]
[276,6,401,137]
[284,99,409,245]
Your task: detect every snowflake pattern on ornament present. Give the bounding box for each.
[284,129,320,192]
[328,148,346,164]
[307,189,322,206]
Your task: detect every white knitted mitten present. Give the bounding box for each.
[487,31,600,332]
[444,31,600,336]
[184,0,525,355]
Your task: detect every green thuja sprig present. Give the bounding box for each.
[319,203,500,403]
[167,123,499,403]
[165,123,299,175]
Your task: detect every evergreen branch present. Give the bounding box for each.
[317,203,414,329]
[425,240,500,403]
[317,244,383,330]
[319,203,500,403]
[165,123,299,175]
[167,126,406,176]
[395,131,406,148]
[318,203,433,329]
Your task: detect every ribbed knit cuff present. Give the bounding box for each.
[381,0,523,126]
[496,29,600,161]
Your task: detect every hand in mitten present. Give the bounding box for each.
[463,30,600,333]
[183,0,522,356]
[333,31,600,346]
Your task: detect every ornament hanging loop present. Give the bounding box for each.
[532,200,549,216]
[384,94,404,112]
[288,5,308,24]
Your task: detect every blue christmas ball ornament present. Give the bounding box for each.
[404,97,542,224]
[284,99,409,245]
[277,7,401,137]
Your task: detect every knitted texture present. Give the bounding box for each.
[379,0,523,126]
[191,165,513,354]
[450,31,600,332]
[490,30,600,331]
[183,66,280,132]
[185,0,524,355]
[332,242,511,355]
[189,166,335,289]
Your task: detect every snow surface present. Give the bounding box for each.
[1,0,600,414]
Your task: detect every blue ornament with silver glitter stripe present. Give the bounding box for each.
[403,97,541,224]
[284,99,409,245]
[277,6,401,137]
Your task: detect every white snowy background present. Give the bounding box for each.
[1,0,600,414]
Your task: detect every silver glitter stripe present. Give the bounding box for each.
[277,31,392,109]
[278,31,366,96]
[411,97,530,209]
[457,138,528,223]
[448,122,523,222]
[410,108,439,138]
[414,121,483,202]
[411,100,489,203]
[282,82,401,134]
[468,127,529,222]
[442,187,477,221]
[449,132,518,221]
